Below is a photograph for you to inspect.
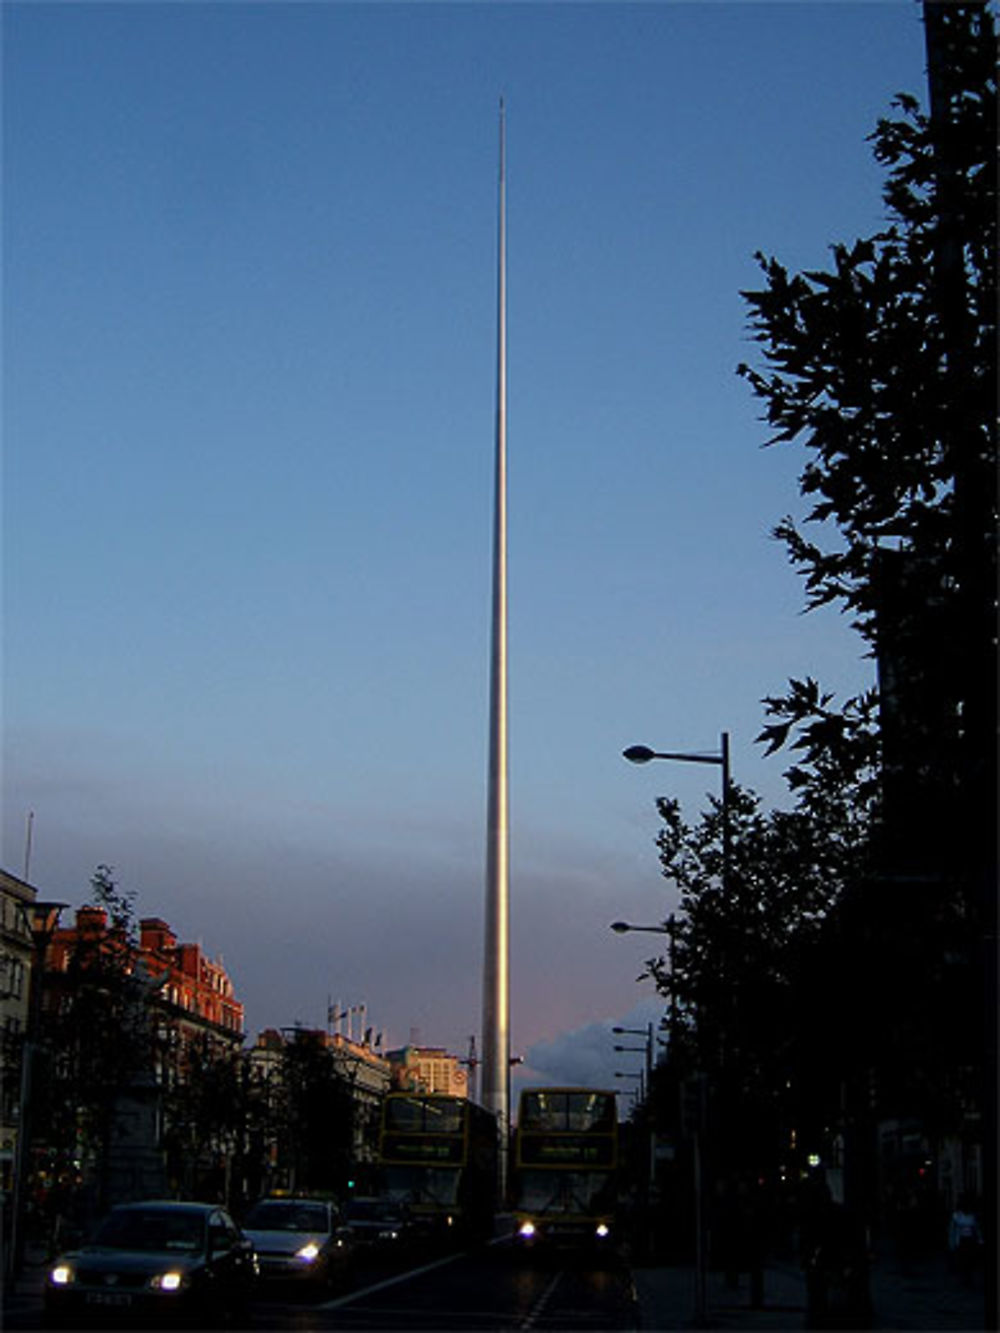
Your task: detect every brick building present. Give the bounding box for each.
[135,917,244,1043]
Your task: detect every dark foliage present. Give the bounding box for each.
[278,1031,356,1195]
[644,3,996,1202]
[34,867,153,1206]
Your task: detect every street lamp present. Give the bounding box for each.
[621,737,731,1331]
[615,1043,649,1086]
[609,921,670,935]
[611,921,679,1041]
[8,899,67,1281]
[623,733,732,891]
[507,1055,523,1135]
[614,1068,644,1098]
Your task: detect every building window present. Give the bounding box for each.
[0,956,24,1000]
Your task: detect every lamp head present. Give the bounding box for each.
[623,746,656,764]
[20,900,67,942]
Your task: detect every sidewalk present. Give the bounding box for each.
[631,1255,988,1331]
[2,1245,50,1325]
[632,1263,808,1330]
[864,1252,987,1332]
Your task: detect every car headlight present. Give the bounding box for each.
[295,1242,320,1262]
[50,1264,75,1286]
[518,1221,536,1239]
[595,1223,611,1239]
[378,1228,399,1241]
[150,1270,186,1292]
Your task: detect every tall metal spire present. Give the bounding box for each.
[482,98,510,1189]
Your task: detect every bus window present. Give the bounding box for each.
[385,1098,427,1131]
[424,1101,464,1134]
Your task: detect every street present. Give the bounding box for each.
[4,1239,641,1331]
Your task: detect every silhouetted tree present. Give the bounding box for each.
[35,867,153,1213]
[278,1031,355,1195]
[738,1,996,889]
[161,1034,246,1204]
[645,734,876,1180]
[639,4,994,1248]
[733,0,995,1263]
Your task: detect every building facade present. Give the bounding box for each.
[0,870,40,1196]
[386,1045,469,1098]
[27,902,246,1212]
[245,1027,391,1196]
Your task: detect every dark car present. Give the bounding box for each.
[43,1199,257,1327]
[343,1196,410,1251]
[241,1197,353,1290]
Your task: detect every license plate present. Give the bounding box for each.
[86,1291,133,1306]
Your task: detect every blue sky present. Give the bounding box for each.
[3,1,928,1095]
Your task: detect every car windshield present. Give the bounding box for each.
[244,1202,329,1233]
[94,1209,205,1253]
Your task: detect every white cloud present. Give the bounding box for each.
[515,996,666,1109]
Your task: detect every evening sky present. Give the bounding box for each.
[2,0,927,1095]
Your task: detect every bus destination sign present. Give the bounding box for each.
[380,1134,464,1164]
[518,1136,614,1167]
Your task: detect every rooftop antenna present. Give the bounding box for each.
[481,97,510,1195]
[463,1034,480,1104]
[23,811,35,882]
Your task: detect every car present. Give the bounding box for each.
[43,1199,257,1327]
[240,1196,353,1290]
[343,1195,410,1251]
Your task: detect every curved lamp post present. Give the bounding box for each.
[613,1026,655,1084]
[620,736,732,1332]
[610,921,669,935]
[623,733,731,892]
[614,1069,644,1105]
[610,920,679,1041]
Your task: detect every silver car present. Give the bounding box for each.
[241,1197,353,1290]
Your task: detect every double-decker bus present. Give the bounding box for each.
[511,1087,619,1249]
[377,1093,497,1241]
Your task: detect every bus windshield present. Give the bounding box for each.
[383,1166,462,1206]
[384,1097,465,1134]
[514,1169,616,1215]
[519,1091,616,1133]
